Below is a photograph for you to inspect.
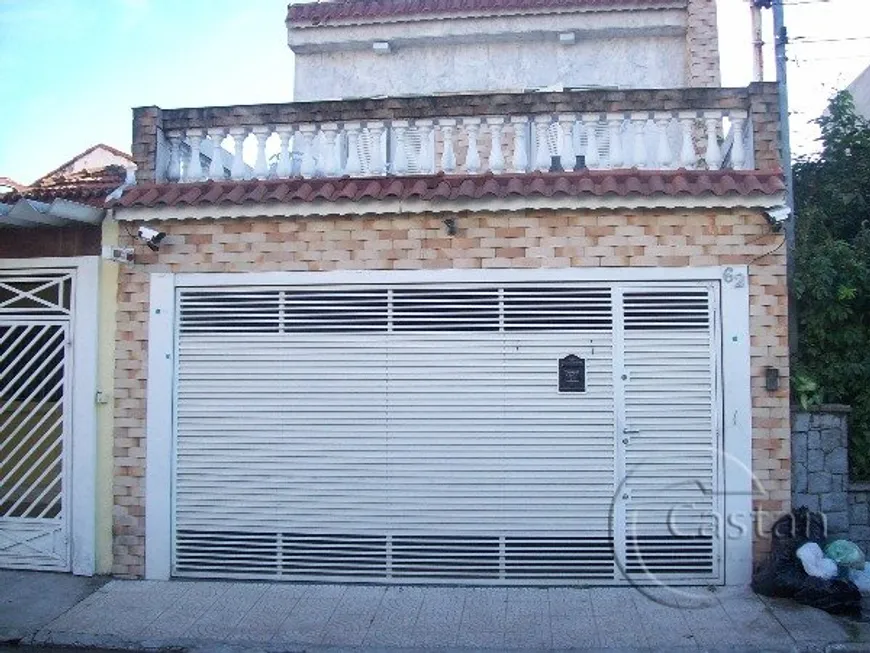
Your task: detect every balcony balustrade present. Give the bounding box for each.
[133,85,780,185]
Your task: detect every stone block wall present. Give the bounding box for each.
[849,484,870,555]
[791,406,851,537]
[109,206,790,577]
[790,405,870,554]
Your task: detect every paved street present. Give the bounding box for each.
[2,575,868,652]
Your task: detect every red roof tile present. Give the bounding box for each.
[112,170,785,210]
[287,0,681,23]
[1,165,127,207]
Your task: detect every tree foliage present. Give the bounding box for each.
[793,91,870,477]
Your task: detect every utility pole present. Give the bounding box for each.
[773,0,798,358]
[756,0,797,355]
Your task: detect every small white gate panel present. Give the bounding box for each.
[0,272,72,571]
[173,281,721,584]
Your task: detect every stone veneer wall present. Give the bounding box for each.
[792,406,870,555]
[791,406,851,537]
[110,207,790,577]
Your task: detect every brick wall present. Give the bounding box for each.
[686,0,721,87]
[111,208,789,577]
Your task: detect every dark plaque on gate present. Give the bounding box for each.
[558,354,586,393]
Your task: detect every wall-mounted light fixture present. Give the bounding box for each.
[373,41,391,55]
[765,366,780,392]
[444,217,457,236]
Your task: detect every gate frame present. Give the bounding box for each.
[0,256,99,576]
[145,266,751,585]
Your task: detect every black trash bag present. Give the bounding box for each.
[752,507,862,616]
[794,578,862,616]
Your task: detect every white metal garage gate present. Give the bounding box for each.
[172,280,723,585]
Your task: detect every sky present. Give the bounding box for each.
[0,0,867,184]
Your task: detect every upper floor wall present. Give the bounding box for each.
[286,0,721,101]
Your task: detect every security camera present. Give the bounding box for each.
[764,205,791,226]
[137,226,166,251]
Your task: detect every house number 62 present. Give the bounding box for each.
[723,267,746,288]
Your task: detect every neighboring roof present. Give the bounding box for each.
[0,197,105,229]
[287,0,682,23]
[30,143,134,188]
[112,170,785,210]
[0,176,25,192]
[3,165,128,207]
[0,165,128,228]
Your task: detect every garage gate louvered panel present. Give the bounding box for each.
[173,281,721,584]
[620,287,721,581]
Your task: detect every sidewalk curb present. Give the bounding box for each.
[19,629,857,653]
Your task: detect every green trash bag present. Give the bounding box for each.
[825,540,867,570]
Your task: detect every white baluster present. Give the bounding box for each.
[678,112,698,169]
[392,120,409,175]
[558,114,576,172]
[534,116,552,172]
[631,113,648,169]
[416,120,434,174]
[730,112,747,170]
[207,127,227,180]
[229,127,249,180]
[344,122,363,176]
[167,131,182,182]
[486,117,506,174]
[654,113,674,169]
[185,129,204,182]
[275,125,294,178]
[583,114,600,169]
[510,116,529,173]
[439,119,457,173]
[368,122,385,175]
[252,126,271,179]
[608,117,624,169]
[321,123,339,176]
[464,118,481,174]
[704,112,722,171]
[299,124,318,179]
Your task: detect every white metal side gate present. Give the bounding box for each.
[0,271,72,571]
[171,280,722,585]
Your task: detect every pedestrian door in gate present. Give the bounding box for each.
[0,271,72,571]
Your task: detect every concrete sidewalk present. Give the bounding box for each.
[0,570,106,644]
[5,574,870,652]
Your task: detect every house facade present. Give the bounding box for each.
[0,159,129,575]
[102,0,789,586]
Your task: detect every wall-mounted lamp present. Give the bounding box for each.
[765,366,780,392]
[373,41,392,55]
[444,217,457,236]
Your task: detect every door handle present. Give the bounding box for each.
[623,428,641,434]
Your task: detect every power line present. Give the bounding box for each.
[791,35,870,44]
